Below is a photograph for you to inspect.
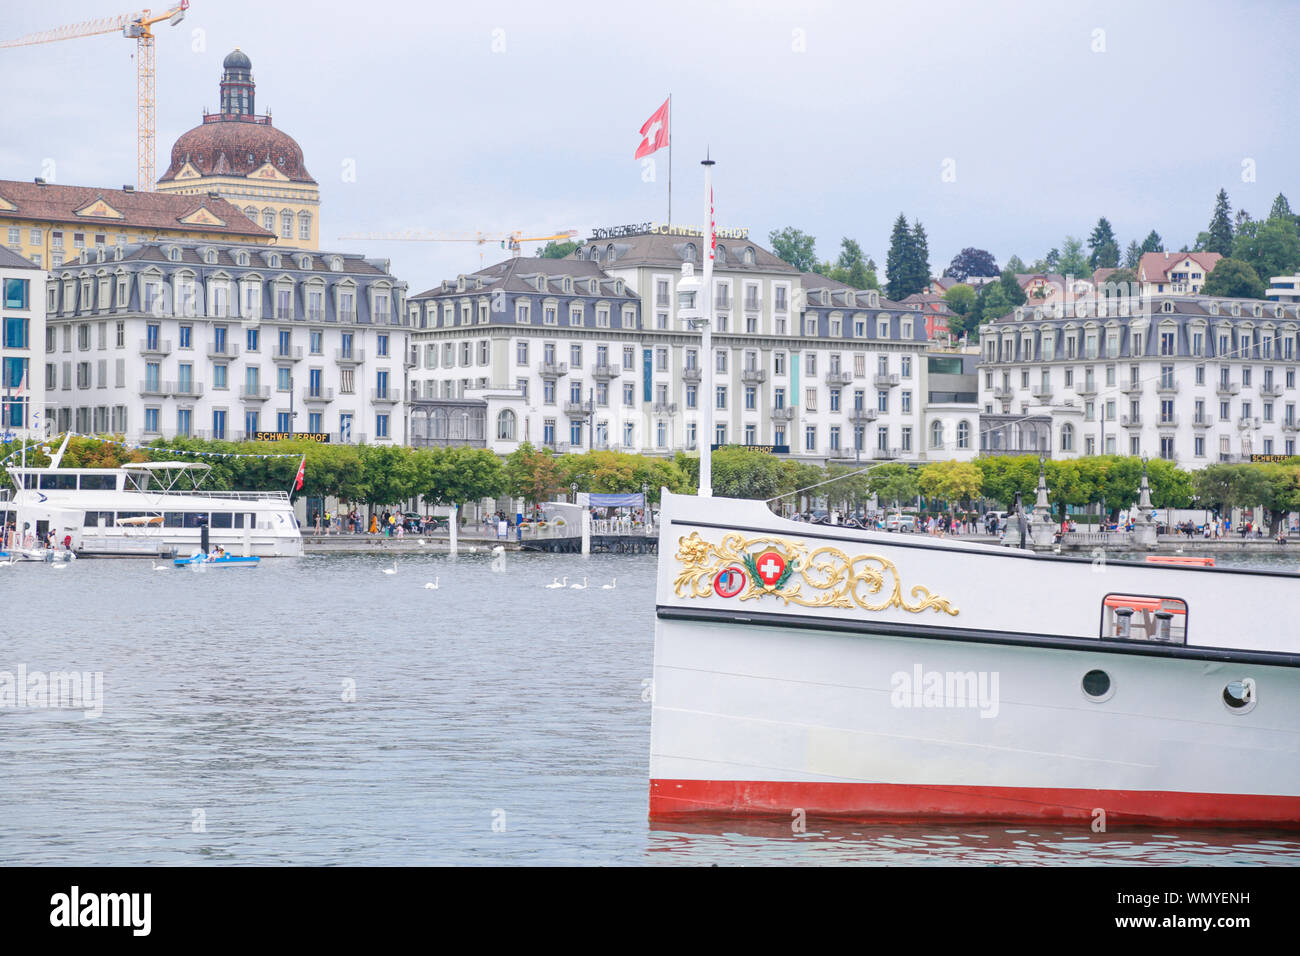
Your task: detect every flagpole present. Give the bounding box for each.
[667,94,672,226]
[699,153,715,499]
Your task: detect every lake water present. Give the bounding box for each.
[0,549,1296,866]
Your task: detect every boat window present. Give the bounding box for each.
[83,511,116,527]
[210,512,233,529]
[78,475,117,491]
[233,513,244,529]
[182,513,209,529]
[22,474,38,489]
[1102,594,1187,645]
[164,512,185,528]
[39,474,78,490]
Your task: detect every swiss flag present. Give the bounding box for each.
[294,457,306,491]
[634,97,670,159]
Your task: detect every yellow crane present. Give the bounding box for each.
[0,2,190,192]
[338,229,580,255]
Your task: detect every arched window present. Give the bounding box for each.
[684,243,697,262]
[1061,423,1074,451]
[716,244,726,263]
[743,247,755,265]
[298,212,312,241]
[957,420,970,449]
[497,409,516,440]
[931,421,945,449]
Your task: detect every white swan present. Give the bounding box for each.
[152,560,169,571]
[382,561,398,575]
[545,576,567,589]
[491,545,505,554]
[570,577,588,590]
[51,560,68,569]
[601,578,617,590]
[423,577,440,590]
[417,538,427,546]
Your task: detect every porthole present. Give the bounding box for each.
[1081,669,1113,702]
[1222,679,1257,714]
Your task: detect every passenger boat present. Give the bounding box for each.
[2,435,302,558]
[649,490,1300,827]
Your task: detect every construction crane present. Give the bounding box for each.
[338,229,580,256]
[0,2,190,192]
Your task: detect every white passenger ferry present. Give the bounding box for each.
[1,437,302,558]
[650,490,1300,827]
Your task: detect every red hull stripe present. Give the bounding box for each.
[649,779,1300,826]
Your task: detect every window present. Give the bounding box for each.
[497,409,516,440]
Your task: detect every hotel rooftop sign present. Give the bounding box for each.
[589,222,750,240]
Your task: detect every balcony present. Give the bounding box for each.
[771,406,795,422]
[1216,381,1240,396]
[1283,420,1299,433]
[540,361,569,377]
[827,370,854,387]
[207,341,240,360]
[139,338,172,356]
[274,345,304,362]
[653,402,678,415]
[681,366,702,383]
[371,387,400,404]
[992,386,1014,401]
[1121,381,1143,396]
[1076,383,1098,397]
[1237,416,1261,430]
[335,348,366,365]
[563,401,591,418]
[872,373,899,388]
[139,379,167,397]
[241,385,271,401]
[742,368,768,385]
[591,363,618,381]
[1157,415,1179,428]
[304,387,334,404]
[1120,414,1142,427]
[339,310,357,323]
[1156,380,1179,395]
[848,408,878,424]
[1262,383,1284,397]
[307,309,325,323]
[168,381,204,399]
[1031,387,1053,402]
[1192,414,1213,428]
[870,447,901,460]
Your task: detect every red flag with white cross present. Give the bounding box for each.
[634,97,670,159]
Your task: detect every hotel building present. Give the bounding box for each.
[0,246,46,440]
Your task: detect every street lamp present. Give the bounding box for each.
[570,481,578,503]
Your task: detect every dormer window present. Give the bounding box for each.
[716,245,726,264]
[205,249,216,265]
[168,247,180,261]
[684,243,697,262]
[299,255,312,270]
[605,243,615,262]
[1163,301,1173,313]
[615,280,624,295]
[743,247,755,265]
[563,277,572,293]
[268,254,280,269]
[330,256,343,272]
[590,279,598,294]
[236,251,249,267]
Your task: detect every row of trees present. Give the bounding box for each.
[767,227,880,289]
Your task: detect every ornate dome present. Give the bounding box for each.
[159,121,316,184]
[222,48,252,70]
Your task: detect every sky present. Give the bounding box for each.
[2,0,1298,291]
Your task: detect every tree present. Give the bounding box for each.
[973,456,1038,509]
[1122,240,1141,269]
[917,461,982,516]
[505,442,566,507]
[360,444,421,507]
[1056,236,1089,277]
[1004,254,1027,274]
[943,247,999,281]
[943,283,976,315]
[1206,188,1234,256]
[537,240,578,259]
[908,220,931,297]
[828,237,879,289]
[420,446,506,510]
[768,227,817,272]
[1088,217,1119,269]
[1201,258,1266,299]
[885,213,913,301]
[866,463,919,513]
[1269,193,1294,222]
[998,267,1027,307]
[1232,216,1300,282]
[1140,230,1164,254]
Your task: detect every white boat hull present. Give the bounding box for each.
[650,492,1300,826]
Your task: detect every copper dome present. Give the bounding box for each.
[159,119,316,184]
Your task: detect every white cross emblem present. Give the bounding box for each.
[760,557,781,579]
[642,120,662,149]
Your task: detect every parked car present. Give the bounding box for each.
[885,514,917,532]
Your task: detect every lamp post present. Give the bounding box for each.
[571,481,578,504]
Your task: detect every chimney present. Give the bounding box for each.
[34,177,46,185]
[122,185,135,192]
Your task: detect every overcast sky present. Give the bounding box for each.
[2,0,1297,289]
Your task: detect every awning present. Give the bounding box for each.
[588,493,644,508]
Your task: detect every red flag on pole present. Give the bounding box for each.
[634,97,671,159]
[14,371,26,397]
[294,456,306,491]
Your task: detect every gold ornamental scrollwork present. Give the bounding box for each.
[673,531,959,615]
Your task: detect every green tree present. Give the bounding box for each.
[1056,236,1089,277]
[504,442,566,507]
[1122,240,1141,269]
[1088,217,1120,269]
[361,444,420,507]
[1206,188,1234,256]
[1269,193,1294,222]
[1232,216,1300,282]
[973,456,1039,509]
[1201,258,1266,299]
[943,283,976,315]
[1140,230,1164,254]
[917,460,983,516]
[866,463,920,513]
[768,227,818,272]
[885,213,914,300]
[537,240,578,259]
[907,220,931,297]
[419,446,506,510]
[1004,254,1027,274]
[944,247,999,281]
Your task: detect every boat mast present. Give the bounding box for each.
[699,154,715,498]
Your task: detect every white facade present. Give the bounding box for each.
[980,295,1300,464]
[1266,273,1300,305]
[407,233,977,463]
[41,241,408,445]
[1,249,47,440]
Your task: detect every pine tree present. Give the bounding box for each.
[1206,188,1234,256]
[908,220,931,298]
[1140,230,1163,254]
[885,214,913,301]
[1269,193,1294,222]
[1123,240,1141,269]
[1088,217,1119,270]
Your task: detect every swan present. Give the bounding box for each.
[152,560,169,571]
[423,578,440,590]
[601,578,617,590]
[545,576,567,589]
[570,577,588,590]
[491,545,505,554]
[382,561,398,575]
[51,561,68,570]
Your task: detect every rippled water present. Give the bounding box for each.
[0,549,1296,865]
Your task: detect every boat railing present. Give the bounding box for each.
[140,489,292,502]
[1060,530,1135,546]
